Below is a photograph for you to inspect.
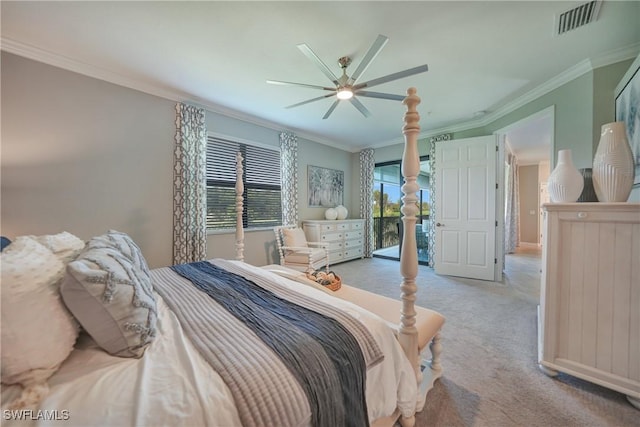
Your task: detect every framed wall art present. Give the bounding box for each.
[615,55,640,186]
[307,165,344,207]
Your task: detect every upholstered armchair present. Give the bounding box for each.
[274,226,329,272]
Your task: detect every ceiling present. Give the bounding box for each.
[2,1,639,156]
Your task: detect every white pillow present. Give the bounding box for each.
[27,231,85,264]
[282,228,308,248]
[0,237,79,408]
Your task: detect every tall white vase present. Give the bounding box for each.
[592,121,635,202]
[547,149,584,203]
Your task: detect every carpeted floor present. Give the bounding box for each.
[331,248,639,427]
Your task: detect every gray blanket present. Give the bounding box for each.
[151,260,383,427]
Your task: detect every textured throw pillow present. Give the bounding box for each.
[85,229,150,277]
[1,237,80,409]
[28,231,85,264]
[62,233,157,358]
[282,228,308,249]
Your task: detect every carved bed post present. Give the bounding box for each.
[235,151,245,261]
[399,88,422,418]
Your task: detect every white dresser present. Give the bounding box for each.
[302,219,365,265]
[538,203,640,408]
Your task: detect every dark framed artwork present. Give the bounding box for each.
[307,165,344,207]
[615,55,640,186]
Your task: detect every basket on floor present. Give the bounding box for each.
[306,270,341,291]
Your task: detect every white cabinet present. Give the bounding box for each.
[302,219,365,265]
[538,203,640,408]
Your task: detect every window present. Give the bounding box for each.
[206,136,282,230]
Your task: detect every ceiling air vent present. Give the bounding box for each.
[556,0,602,35]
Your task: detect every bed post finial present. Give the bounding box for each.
[235,151,245,261]
[399,87,422,390]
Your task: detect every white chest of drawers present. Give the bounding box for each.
[302,219,365,264]
[538,203,640,408]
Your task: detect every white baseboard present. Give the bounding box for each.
[519,242,540,248]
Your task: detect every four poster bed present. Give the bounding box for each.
[1,88,444,427]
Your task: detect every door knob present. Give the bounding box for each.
[436,222,444,227]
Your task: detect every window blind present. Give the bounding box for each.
[206,137,282,230]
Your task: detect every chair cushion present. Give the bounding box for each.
[284,247,326,264]
[282,228,308,248]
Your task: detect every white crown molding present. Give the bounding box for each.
[3,37,638,154]
[1,37,344,150]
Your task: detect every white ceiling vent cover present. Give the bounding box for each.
[556,1,602,35]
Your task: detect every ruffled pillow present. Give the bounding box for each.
[0,237,80,409]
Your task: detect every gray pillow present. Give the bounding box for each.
[61,233,157,358]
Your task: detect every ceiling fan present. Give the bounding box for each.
[267,34,428,119]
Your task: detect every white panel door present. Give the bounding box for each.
[435,135,497,280]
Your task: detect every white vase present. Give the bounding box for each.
[547,149,584,203]
[324,208,338,220]
[335,205,348,220]
[592,121,635,202]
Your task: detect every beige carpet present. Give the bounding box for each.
[331,249,639,427]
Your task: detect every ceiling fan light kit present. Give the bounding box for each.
[268,34,428,119]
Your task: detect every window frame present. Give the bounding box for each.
[206,133,282,233]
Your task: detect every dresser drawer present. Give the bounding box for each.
[320,223,338,232]
[344,247,363,260]
[336,223,349,231]
[344,238,363,248]
[320,232,342,242]
[328,252,344,263]
[344,230,363,240]
[351,221,363,230]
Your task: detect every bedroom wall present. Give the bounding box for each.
[1,52,356,268]
[1,52,176,268]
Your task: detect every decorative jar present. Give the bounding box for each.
[592,121,634,202]
[324,208,338,220]
[547,149,583,203]
[335,205,348,220]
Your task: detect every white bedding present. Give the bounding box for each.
[1,261,417,426]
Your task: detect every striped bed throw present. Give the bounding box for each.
[151,259,384,427]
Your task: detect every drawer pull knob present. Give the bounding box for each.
[577,212,587,219]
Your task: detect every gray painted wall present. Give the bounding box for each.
[1,53,175,268]
[1,52,355,268]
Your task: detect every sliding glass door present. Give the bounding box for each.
[372,157,430,265]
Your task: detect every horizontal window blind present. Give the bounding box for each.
[206,136,282,230]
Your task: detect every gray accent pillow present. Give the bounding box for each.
[61,232,157,358]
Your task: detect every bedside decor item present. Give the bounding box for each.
[335,205,348,220]
[306,270,341,291]
[324,207,338,220]
[308,165,344,207]
[547,149,583,202]
[577,168,598,202]
[592,121,635,202]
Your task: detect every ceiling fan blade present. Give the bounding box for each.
[267,80,335,91]
[348,34,389,85]
[322,100,340,120]
[297,43,340,86]
[350,97,372,118]
[286,93,336,109]
[353,64,429,90]
[356,90,405,101]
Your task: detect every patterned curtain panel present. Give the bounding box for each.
[173,103,207,264]
[428,141,437,268]
[504,153,520,254]
[359,149,375,258]
[280,132,299,226]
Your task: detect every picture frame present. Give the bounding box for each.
[307,165,344,207]
[615,54,640,186]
